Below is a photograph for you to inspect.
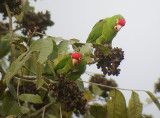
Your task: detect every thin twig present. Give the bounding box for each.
[78,79,147,92]
[27,30,35,46]
[13,76,35,82]
[26,100,56,118]
[35,32,50,37]
[23,65,36,75]
[17,79,21,106]
[13,76,47,92]
[42,107,46,118]
[60,103,62,118]
[4,2,17,60]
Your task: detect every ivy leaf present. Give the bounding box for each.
[128,91,143,118]
[3,51,32,85]
[107,89,127,118]
[146,91,160,110]
[30,38,53,64]
[19,94,43,104]
[90,103,107,118]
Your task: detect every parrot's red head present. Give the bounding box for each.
[114,18,126,32]
[71,53,82,66]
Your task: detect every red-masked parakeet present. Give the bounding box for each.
[86,14,126,46]
[54,53,86,81]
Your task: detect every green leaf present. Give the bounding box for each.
[46,114,58,118]
[2,93,21,115]
[90,103,107,118]
[20,106,30,114]
[93,44,111,56]
[0,34,10,59]
[128,91,143,118]
[58,40,69,54]
[48,39,58,61]
[146,91,160,110]
[75,43,94,64]
[68,38,79,44]
[84,91,94,103]
[30,38,53,64]
[107,89,127,118]
[47,60,57,78]
[92,85,103,96]
[8,83,17,99]
[79,43,93,56]
[51,37,63,42]
[54,40,69,65]
[19,94,43,104]
[3,51,32,85]
[35,62,44,90]
[75,78,85,91]
[23,0,35,12]
[14,7,24,22]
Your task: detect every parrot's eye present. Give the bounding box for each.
[79,57,82,60]
[115,19,118,24]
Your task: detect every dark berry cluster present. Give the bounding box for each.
[0,22,9,35]
[49,77,88,116]
[0,0,21,19]
[154,79,160,93]
[17,11,54,38]
[89,74,118,98]
[94,44,124,76]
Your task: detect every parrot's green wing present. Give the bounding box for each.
[54,54,71,72]
[86,19,107,43]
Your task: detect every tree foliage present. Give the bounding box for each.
[0,0,158,118]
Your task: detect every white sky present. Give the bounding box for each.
[31,0,160,117]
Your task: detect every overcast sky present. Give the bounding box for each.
[30,0,160,117]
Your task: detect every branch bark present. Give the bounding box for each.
[26,100,56,118]
[4,2,17,60]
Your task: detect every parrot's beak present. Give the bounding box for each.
[114,25,122,32]
[71,58,78,67]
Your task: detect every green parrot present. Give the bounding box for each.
[54,52,86,81]
[86,14,126,46]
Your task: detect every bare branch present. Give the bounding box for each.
[26,100,56,118]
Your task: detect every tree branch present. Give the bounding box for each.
[26,100,56,118]
[78,79,147,92]
[4,2,17,61]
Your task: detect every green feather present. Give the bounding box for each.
[54,53,86,81]
[86,14,125,46]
